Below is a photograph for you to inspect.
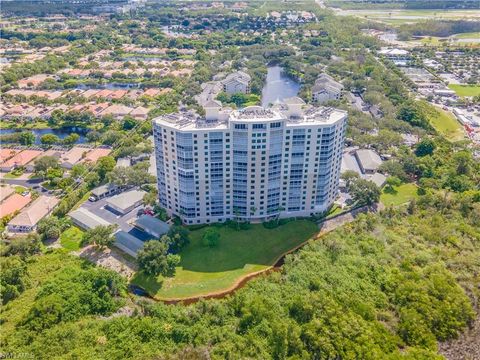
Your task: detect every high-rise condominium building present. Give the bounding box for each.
[153,97,347,224]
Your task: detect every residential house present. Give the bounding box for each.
[0,150,43,172]
[7,195,59,233]
[61,146,91,169]
[311,73,343,104]
[221,71,251,94]
[0,193,32,218]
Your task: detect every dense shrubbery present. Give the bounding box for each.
[21,266,126,331]
[1,195,478,359]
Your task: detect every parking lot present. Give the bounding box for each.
[81,196,144,232]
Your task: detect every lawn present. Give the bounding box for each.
[381,183,419,207]
[448,84,480,97]
[131,220,318,300]
[422,103,464,141]
[60,226,84,251]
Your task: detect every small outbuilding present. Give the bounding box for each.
[354,149,383,174]
[114,231,145,258]
[69,207,111,230]
[135,215,170,239]
[105,189,146,215]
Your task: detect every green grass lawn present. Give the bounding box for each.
[14,186,27,194]
[60,226,84,251]
[448,84,480,97]
[381,183,419,207]
[132,220,318,300]
[453,32,480,39]
[422,103,464,141]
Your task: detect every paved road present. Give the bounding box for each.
[0,177,48,193]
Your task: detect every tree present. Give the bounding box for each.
[82,225,116,249]
[415,138,435,157]
[166,226,190,253]
[143,189,158,207]
[202,228,220,247]
[384,176,402,193]
[40,133,60,145]
[0,255,28,305]
[34,156,59,176]
[350,179,381,206]
[1,233,41,259]
[122,116,138,130]
[37,216,69,241]
[63,133,80,145]
[340,170,360,190]
[96,156,116,180]
[137,239,179,277]
[19,132,35,146]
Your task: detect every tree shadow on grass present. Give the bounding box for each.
[131,271,164,294]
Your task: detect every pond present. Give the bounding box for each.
[0,127,88,145]
[76,83,141,90]
[261,65,301,107]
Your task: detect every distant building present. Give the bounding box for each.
[105,189,146,215]
[311,74,343,104]
[221,71,251,94]
[7,195,59,233]
[378,48,410,66]
[69,207,111,230]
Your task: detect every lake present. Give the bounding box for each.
[261,65,301,107]
[0,127,87,145]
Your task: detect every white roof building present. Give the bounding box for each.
[311,74,343,104]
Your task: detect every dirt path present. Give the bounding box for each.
[439,313,480,360]
[74,245,137,279]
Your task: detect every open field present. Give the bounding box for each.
[333,8,480,24]
[448,84,480,97]
[132,220,318,300]
[424,104,465,141]
[381,183,419,207]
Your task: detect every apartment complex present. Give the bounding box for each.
[153,98,347,224]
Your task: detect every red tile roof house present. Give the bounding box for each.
[7,195,59,233]
[81,148,112,164]
[61,146,92,169]
[0,193,32,218]
[0,149,44,172]
[0,185,15,202]
[0,148,19,163]
[130,106,150,120]
[25,149,64,172]
[101,104,133,120]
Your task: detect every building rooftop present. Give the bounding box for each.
[114,231,145,258]
[1,149,43,168]
[0,185,15,202]
[1,193,32,218]
[135,215,170,238]
[91,183,118,197]
[8,195,58,228]
[154,101,347,131]
[355,149,383,172]
[69,207,111,229]
[106,189,146,212]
